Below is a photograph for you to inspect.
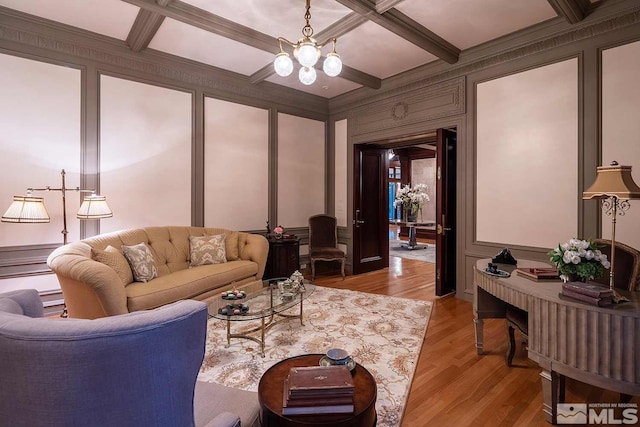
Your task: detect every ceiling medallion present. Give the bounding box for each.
[273,0,342,85]
[391,102,409,121]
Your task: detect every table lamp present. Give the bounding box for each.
[583,161,640,303]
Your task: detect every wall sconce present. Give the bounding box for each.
[1,169,113,245]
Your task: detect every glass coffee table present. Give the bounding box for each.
[207,278,315,357]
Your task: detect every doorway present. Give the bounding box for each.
[353,128,457,296]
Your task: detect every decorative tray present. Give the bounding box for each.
[218,303,249,315]
[221,290,246,300]
[483,269,511,278]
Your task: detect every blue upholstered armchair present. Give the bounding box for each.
[0,289,260,427]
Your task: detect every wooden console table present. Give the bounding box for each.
[473,259,640,424]
[263,236,300,279]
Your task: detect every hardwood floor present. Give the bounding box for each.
[312,255,639,426]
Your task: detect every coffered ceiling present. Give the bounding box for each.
[0,0,601,99]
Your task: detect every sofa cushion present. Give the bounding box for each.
[122,243,159,283]
[190,235,227,267]
[125,261,258,312]
[194,381,260,427]
[92,245,134,285]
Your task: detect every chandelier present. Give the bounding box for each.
[273,0,342,85]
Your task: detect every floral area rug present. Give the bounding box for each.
[198,286,432,427]
[389,240,436,263]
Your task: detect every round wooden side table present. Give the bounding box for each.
[258,354,377,427]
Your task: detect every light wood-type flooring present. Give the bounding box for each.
[312,246,639,426]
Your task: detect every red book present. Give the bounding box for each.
[286,366,354,397]
[560,289,613,307]
[516,268,559,281]
[562,282,614,298]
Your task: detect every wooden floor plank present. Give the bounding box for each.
[312,255,639,426]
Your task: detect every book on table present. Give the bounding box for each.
[282,366,354,415]
[515,267,559,281]
[560,289,613,307]
[561,282,614,298]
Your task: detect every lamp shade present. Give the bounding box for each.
[76,195,113,219]
[1,196,50,223]
[274,52,293,77]
[583,162,640,200]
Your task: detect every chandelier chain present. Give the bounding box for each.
[302,0,313,38]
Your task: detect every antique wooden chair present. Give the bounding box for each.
[308,214,346,282]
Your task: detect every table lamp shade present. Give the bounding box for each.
[76,195,113,219]
[583,163,640,200]
[1,196,50,223]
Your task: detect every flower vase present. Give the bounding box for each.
[404,207,417,223]
[563,274,587,284]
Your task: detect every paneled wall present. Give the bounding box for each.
[0,54,81,247]
[204,98,269,231]
[99,75,192,232]
[601,40,640,249]
[476,58,579,248]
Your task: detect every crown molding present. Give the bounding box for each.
[329,0,640,114]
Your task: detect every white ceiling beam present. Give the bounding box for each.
[334,0,460,64]
[126,0,171,52]
[546,0,586,24]
[121,0,380,88]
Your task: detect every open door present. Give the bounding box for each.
[353,144,389,275]
[435,128,457,296]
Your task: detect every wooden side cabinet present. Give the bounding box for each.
[263,237,300,279]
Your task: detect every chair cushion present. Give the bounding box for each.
[310,247,345,259]
[194,381,260,427]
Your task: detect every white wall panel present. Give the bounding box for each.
[277,114,325,228]
[476,59,578,248]
[602,40,640,249]
[335,119,348,227]
[204,98,268,230]
[99,76,191,232]
[0,54,81,246]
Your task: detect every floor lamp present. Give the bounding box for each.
[2,169,113,317]
[1,169,113,245]
[583,161,640,303]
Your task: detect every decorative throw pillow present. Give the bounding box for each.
[190,234,227,267]
[122,242,159,283]
[92,245,134,285]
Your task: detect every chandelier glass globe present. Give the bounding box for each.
[273,52,294,77]
[299,66,317,85]
[296,41,320,68]
[323,52,342,77]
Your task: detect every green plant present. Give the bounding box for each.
[549,238,610,282]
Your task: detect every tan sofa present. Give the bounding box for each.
[47,226,269,319]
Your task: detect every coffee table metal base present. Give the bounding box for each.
[223,298,306,357]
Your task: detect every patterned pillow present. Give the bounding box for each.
[92,245,134,285]
[190,234,227,267]
[122,242,159,283]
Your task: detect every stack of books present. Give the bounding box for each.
[560,282,614,306]
[282,366,355,416]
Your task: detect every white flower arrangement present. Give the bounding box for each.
[549,238,610,283]
[393,184,429,217]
